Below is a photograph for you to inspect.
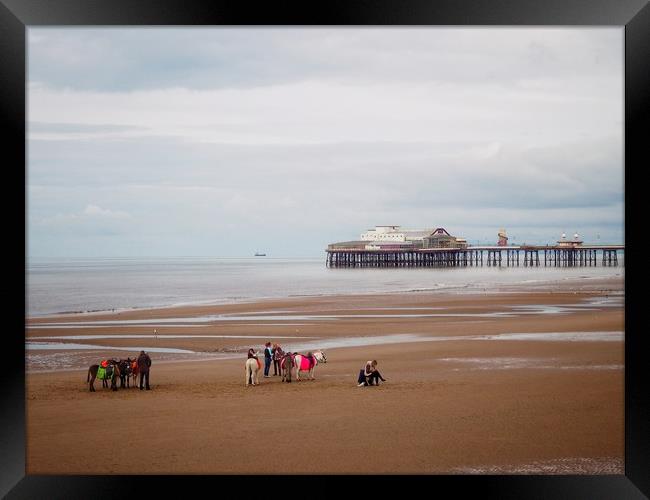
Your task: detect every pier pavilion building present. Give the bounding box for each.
[558,232,584,248]
[328,226,467,251]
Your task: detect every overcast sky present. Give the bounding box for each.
[27,28,623,258]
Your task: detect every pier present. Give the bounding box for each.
[325,245,624,268]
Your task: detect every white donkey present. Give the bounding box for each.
[294,350,326,381]
[245,355,261,386]
[313,350,327,363]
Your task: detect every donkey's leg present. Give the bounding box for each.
[245,366,250,386]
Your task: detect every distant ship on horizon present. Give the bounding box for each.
[254,252,267,257]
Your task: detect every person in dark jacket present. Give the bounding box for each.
[263,342,273,378]
[272,343,284,376]
[137,350,152,390]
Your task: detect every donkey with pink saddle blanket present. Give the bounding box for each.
[281,350,326,382]
[294,352,318,381]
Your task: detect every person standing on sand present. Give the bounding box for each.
[357,360,386,387]
[271,343,277,375]
[263,342,273,378]
[272,343,284,376]
[137,350,152,390]
[282,351,294,383]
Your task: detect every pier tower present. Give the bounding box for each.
[497,229,508,247]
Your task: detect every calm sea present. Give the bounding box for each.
[26,256,624,317]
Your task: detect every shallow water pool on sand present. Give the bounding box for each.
[438,357,623,371]
[27,296,624,329]
[30,334,316,340]
[26,342,197,353]
[25,330,623,371]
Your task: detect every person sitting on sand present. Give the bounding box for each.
[357,360,386,387]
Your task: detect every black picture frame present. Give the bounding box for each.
[3,0,648,497]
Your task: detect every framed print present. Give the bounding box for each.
[2,0,648,497]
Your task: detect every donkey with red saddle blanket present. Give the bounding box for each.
[281,350,326,382]
[293,352,318,381]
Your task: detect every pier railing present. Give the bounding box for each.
[325,245,624,268]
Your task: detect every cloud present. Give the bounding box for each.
[28,121,148,141]
[82,204,130,218]
[31,205,132,238]
[26,28,624,257]
[28,28,622,92]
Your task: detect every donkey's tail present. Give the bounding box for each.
[86,368,90,383]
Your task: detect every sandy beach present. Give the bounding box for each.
[25,277,624,474]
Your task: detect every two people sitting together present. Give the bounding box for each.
[357,359,387,387]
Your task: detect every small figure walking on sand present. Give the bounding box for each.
[153,328,158,340]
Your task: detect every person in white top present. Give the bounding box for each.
[357,359,387,386]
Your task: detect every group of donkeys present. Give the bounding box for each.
[86,355,150,392]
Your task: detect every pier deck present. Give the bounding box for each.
[325,245,624,268]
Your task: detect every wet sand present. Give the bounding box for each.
[25,277,624,474]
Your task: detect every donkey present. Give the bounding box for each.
[118,358,133,388]
[280,353,294,383]
[294,352,318,381]
[312,350,327,363]
[87,359,120,392]
[245,355,261,387]
[130,359,139,387]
